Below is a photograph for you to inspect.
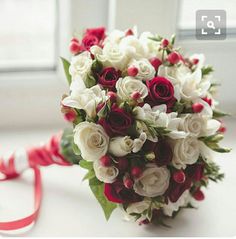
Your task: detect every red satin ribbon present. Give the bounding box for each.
[0,133,71,231]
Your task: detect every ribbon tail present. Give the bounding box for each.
[0,167,42,231]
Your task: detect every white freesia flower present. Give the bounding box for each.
[126,198,151,215]
[74,122,109,161]
[119,35,147,59]
[62,84,106,118]
[93,159,119,183]
[136,120,158,142]
[108,136,133,157]
[163,190,191,216]
[133,104,187,140]
[69,51,93,81]
[128,58,155,81]
[172,137,200,169]
[116,76,148,101]
[133,132,147,153]
[134,164,170,197]
[91,43,128,70]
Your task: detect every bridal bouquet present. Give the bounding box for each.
[0,27,230,231]
[60,26,230,225]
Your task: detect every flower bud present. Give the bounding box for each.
[149,57,162,71]
[69,41,80,54]
[202,97,212,106]
[192,103,204,113]
[173,170,186,184]
[131,166,142,178]
[161,38,169,48]
[131,91,141,101]
[123,177,134,189]
[64,110,77,122]
[145,152,155,161]
[193,189,205,201]
[167,52,180,64]
[127,66,138,77]
[107,91,117,102]
[192,58,199,65]
[100,155,112,167]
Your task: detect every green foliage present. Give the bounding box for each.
[85,74,97,88]
[60,128,82,164]
[201,66,213,76]
[89,177,117,220]
[204,161,224,182]
[213,109,230,119]
[91,59,103,73]
[60,57,72,85]
[148,35,163,42]
[199,134,231,153]
[79,159,93,170]
[170,34,176,45]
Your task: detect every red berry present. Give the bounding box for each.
[192,103,204,113]
[69,41,80,54]
[107,91,117,102]
[125,29,134,36]
[202,97,212,106]
[167,52,180,64]
[71,37,79,43]
[123,177,134,189]
[64,110,77,122]
[117,158,128,171]
[131,91,141,100]
[218,126,226,133]
[192,58,199,65]
[193,189,205,201]
[161,38,169,47]
[100,155,112,167]
[173,170,186,184]
[131,166,142,178]
[127,66,138,77]
[149,57,162,71]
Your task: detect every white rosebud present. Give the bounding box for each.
[172,137,200,169]
[116,76,148,102]
[62,85,106,118]
[134,164,170,197]
[74,122,109,161]
[93,160,119,183]
[69,51,93,81]
[126,198,151,215]
[128,58,155,81]
[109,136,133,157]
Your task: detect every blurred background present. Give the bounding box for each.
[0,0,236,130]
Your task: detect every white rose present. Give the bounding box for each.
[62,85,106,118]
[91,43,128,70]
[119,35,147,59]
[163,190,191,217]
[116,76,148,102]
[128,58,155,81]
[69,51,92,81]
[172,137,200,169]
[126,198,151,215]
[108,136,133,157]
[93,160,119,183]
[74,122,109,161]
[134,164,170,197]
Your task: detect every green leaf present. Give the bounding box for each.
[60,128,82,164]
[213,110,230,118]
[148,35,163,42]
[204,161,224,182]
[91,59,103,73]
[89,178,117,220]
[83,170,95,181]
[60,57,72,85]
[72,142,81,156]
[170,34,176,45]
[79,159,93,170]
[85,73,96,88]
[201,66,213,76]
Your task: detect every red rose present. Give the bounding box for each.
[104,180,143,203]
[82,34,99,50]
[186,164,204,182]
[146,77,176,110]
[167,177,192,202]
[86,27,106,41]
[154,140,173,166]
[98,104,133,137]
[98,67,121,90]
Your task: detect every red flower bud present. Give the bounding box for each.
[161,38,169,47]
[100,155,112,167]
[192,58,199,65]
[149,57,162,71]
[193,189,205,201]
[123,177,134,189]
[218,125,226,133]
[107,91,117,102]
[127,66,138,77]
[131,166,142,178]
[64,110,77,122]
[202,97,212,106]
[71,37,79,43]
[173,170,186,184]
[192,103,204,113]
[69,41,80,54]
[131,91,141,100]
[167,52,180,64]
[125,29,134,36]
